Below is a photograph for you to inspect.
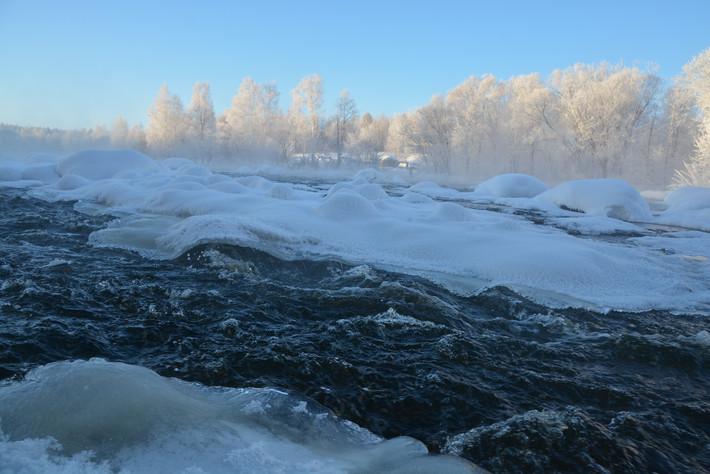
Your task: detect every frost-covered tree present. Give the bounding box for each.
[652,82,699,186]
[674,47,710,187]
[386,113,414,160]
[505,74,558,176]
[221,77,263,156]
[59,128,91,152]
[146,84,186,156]
[186,81,216,157]
[332,88,358,165]
[292,74,324,136]
[260,81,281,156]
[271,112,296,162]
[290,74,324,156]
[111,116,129,149]
[356,113,389,163]
[219,77,281,162]
[446,74,506,174]
[90,124,111,149]
[396,94,454,173]
[550,63,661,178]
[127,125,147,152]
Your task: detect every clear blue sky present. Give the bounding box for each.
[1,0,708,130]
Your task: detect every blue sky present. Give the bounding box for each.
[1,0,709,130]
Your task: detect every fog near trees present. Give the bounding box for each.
[2,49,710,189]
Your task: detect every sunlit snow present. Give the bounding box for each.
[1,149,709,313]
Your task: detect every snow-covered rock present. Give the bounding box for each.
[474,173,548,198]
[535,178,652,222]
[656,186,710,231]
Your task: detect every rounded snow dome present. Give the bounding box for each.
[474,174,548,198]
[317,189,378,220]
[57,149,162,180]
[536,178,652,221]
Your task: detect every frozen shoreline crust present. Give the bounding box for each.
[1,149,709,314]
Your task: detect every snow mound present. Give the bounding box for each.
[327,181,388,200]
[428,202,476,222]
[536,178,652,222]
[25,152,59,164]
[317,189,379,220]
[0,160,59,186]
[474,173,548,198]
[22,163,59,182]
[665,186,710,211]
[56,174,91,191]
[352,168,383,183]
[268,182,296,200]
[174,163,213,179]
[656,186,710,231]
[56,149,162,180]
[0,165,23,181]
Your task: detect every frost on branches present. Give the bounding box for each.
[674,47,710,187]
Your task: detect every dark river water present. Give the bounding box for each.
[1,187,709,473]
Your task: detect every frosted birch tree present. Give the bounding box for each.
[290,74,324,156]
[446,74,506,174]
[674,47,710,186]
[218,77,283,162]
[186,81,216,157]
[505,74,558,176]
[400,94,454,173]
[357,113,389,162]
[146,84,186,156]
[386,113,415,160]
[271,112,296,162]
[655,82,698,185]
[111,116,129,149]
[333,88,358,165]
[222,77,264,156]
[127,125,147,152]
[550,63,661,178]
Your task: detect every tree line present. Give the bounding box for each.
[2,48,709,189]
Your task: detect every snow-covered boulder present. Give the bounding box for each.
[57,149,162,180]
[656,186,710,231]
[535,178,652,222]
[474,173,548,198]
[317,188,379,220]
[664,186,710,211]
